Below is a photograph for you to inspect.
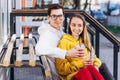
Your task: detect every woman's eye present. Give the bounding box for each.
[72,24,76,27]
[78,24,82,27]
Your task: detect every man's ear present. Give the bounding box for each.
[47,16,50,20]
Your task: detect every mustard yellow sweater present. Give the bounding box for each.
[55,34,102,80]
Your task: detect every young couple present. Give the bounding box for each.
[35,4,104,80]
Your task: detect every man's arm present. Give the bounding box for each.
[35,28,85,59]
[66,48,85,58]
[35,30,66,59]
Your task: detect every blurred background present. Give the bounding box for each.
[0,0,120,80]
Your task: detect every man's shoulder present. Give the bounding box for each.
[38,22,51,33]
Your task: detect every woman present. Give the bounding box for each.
[55,14,104,80]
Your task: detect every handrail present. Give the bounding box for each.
[79,11,120,80]
[10,9,120,80]
[81,11,120,45]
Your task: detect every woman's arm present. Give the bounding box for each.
[55,58,84,75]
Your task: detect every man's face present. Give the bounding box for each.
[48,9,64,30]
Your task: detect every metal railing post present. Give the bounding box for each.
[113,44,119,80]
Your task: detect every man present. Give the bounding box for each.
[35,4,84,79]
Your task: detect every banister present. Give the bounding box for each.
[80,11,120,45]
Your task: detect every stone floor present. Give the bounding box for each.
[14,67,44,80]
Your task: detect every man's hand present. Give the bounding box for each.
[66,48,85,58]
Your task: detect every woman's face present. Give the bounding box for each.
[70,17,84,39]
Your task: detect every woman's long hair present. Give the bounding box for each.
[68,14,92,51]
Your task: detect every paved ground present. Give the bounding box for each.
[14,68,44,80]
[14,62,45,80]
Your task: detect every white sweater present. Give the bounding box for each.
[35,21,66,59]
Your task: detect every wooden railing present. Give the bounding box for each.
[0,34,42,67]
[0,34,47,80]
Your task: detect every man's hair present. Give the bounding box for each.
[48,4,64,16]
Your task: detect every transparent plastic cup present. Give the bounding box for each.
[75,44,94,60]
[75,43,85,49]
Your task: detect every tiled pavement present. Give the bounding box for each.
[14,64,44,80]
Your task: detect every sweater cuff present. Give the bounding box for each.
[60,50,67,59]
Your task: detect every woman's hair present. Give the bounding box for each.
[68,14,92,51]
[47,4,64,16]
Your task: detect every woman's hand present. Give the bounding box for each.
[83,59,94,67]
[94,65,99,71]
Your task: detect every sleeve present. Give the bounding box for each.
[57,37,74,50]
[35,30,66,59]
[93,55,102,68]
[56,36,85,75]
[55,58,84,75]
[90,47,102,68]
[57,39,70,50]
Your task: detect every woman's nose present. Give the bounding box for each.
[75,26,80,29]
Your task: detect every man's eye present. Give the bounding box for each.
[58,15,63,17]
[51,15,56,18]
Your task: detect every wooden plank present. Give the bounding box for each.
[41,56,52,80]
[0,63,44,68]
[28,33,36,67]
[2,34,16,67]
[15,34,24,67]
[12,9,84,14]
